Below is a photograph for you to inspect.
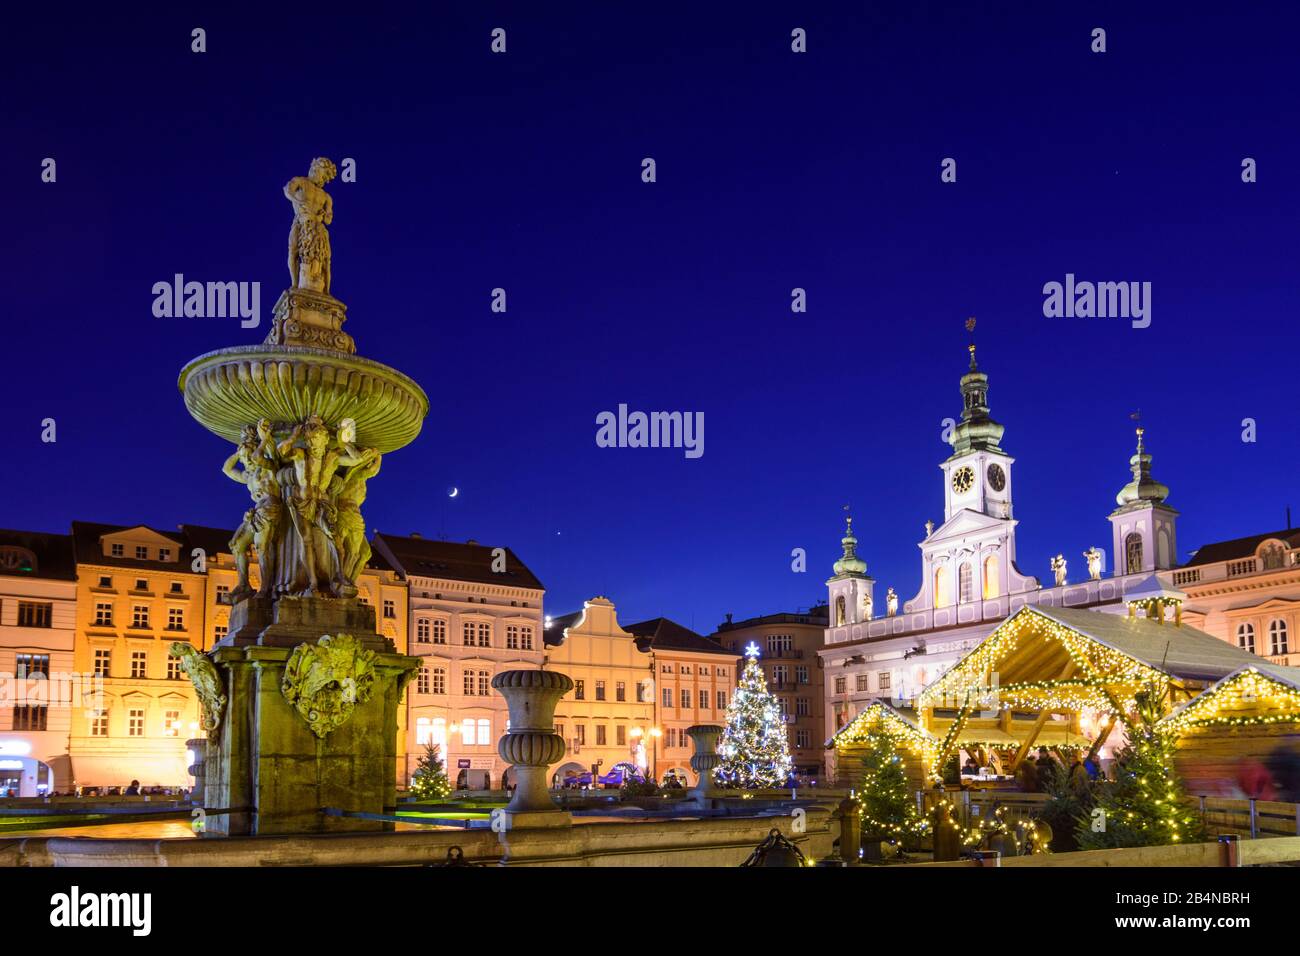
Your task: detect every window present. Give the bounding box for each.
[596,725,607,746]
[476,718,490,745]
[959,562,974,603]
[383,599,395,619]
[416,619,430,643]
[574,680,585,700]
[163,710,181,737]
[796,666,809,684]
[663,688,672,708]
[983,554,1000,599]
[131,605,149,629]
[167,656,183,680]
[834,676,846,694]
[795,729,811,749]
[462,622,475,645]
[131,650,148,679]
[432,667,446,695]
[682,665,691,676]
[637,680,651,703]
[478,671,490,696]
[129,708,145,736]
[616,725,626,746]
[135,579,148,592]
[432,619,447,644]
[94,649,111,677]
[835,595,846,626]
[16,602,52,628]
[717,690,726,710]
[616,681,626,702]
[878,671,891,690]
[664,728,675,748]
[1270,619,1290,656]
[15,654,49,678]
[777,697,789,716]
[216,584,231,604]
[575,724,586,746]
[213,624,228,642]
[90,709,109,736]
[717,666,726,677]
[98,575,113,588]
[417,667,430,694]
[160,548,172,562]
[167,607,185,631]
[856,674,869,692]
[934,566,951,608]
[13,705,47,730]
[169,581,183,594]
[136,546,148,560]
[1237,622,1256,654]
[767,634,792,655]
[1125,533,1144,575]
[463,671,476,695]
[699,689,708,709]
[773,665,788,685]
[661,664,673,673]
[478,622,491,647]
[463,719,491,747]
[680,688,690,709]
[520,626,533,650]
[595,681,606,701]
[111,543,124,557]
[796,697,810,717]
[506,625,520,649]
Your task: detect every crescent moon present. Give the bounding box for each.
[448,487,459,498]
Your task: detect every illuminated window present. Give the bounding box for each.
[934,566,951,608]
[17,602,52,628]
[983,554,1000,599]
[129,708,145,737]
[958,563,973,603]
[90,709,109,736]
[163,710,181,737]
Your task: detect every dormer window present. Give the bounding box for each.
[111,544,124,557]
[159,548,172,562]
[135,546,148,560]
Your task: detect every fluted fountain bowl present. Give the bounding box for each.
[178,345,429,452]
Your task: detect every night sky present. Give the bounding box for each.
[3,3,1297,631]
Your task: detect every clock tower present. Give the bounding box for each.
[907,343,1038,616]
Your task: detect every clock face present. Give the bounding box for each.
[952,466,975,494]
[987,463,1006,492]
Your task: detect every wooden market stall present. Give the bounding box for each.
[827,701,937,792]
[1158,664,1300,803]
[913,599,1268,785]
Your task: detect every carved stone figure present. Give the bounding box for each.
[285,158,337,294]
[224,419,283,600]
[1084,546,1102,581]
[277,415,336,597]
[169,642,227,740]
[886,587,899,617]
[281,633,377,737]
[330,447,381,596]
[1050,554,1068,587]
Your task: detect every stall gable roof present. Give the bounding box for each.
[1158,664,1300,730]
[827,701,937,749]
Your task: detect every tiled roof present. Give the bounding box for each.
[373,533,543,589]
[1183,528,1300,568]
[624,617,734,655]
[69,521,196,574]
[0,528,77,580]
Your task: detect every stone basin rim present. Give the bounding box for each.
[177,344,430,412]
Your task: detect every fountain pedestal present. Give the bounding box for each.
[685,724,727,805]
[203,636,416,836]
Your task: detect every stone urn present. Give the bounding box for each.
[492,670,574,826]
[685,724,725,800]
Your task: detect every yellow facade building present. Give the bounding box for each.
[544,597,655,785]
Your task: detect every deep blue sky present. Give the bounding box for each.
[3,3,1297,632]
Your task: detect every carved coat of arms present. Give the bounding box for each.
[169,642,227,740]
[281,633,377,738]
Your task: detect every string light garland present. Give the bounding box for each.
[1158,668,1300,734]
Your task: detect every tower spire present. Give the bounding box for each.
[832,513,868,576]
[948,319,1005,457]
[1116,425,1169,506]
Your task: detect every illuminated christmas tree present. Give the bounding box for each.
[410,741,452,801]
[714,643,793,789]
[1076,684,1205,849]
[858,731,927,842]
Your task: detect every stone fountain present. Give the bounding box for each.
[173,158,426,835]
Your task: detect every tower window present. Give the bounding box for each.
[934,566,952,608]
[835,595,846,626]
[958,563,973,604]
[1124,533,1144,575]
[983,554,1000,599]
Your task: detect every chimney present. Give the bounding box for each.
[725,613,733,624]
[410,532,422,539]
